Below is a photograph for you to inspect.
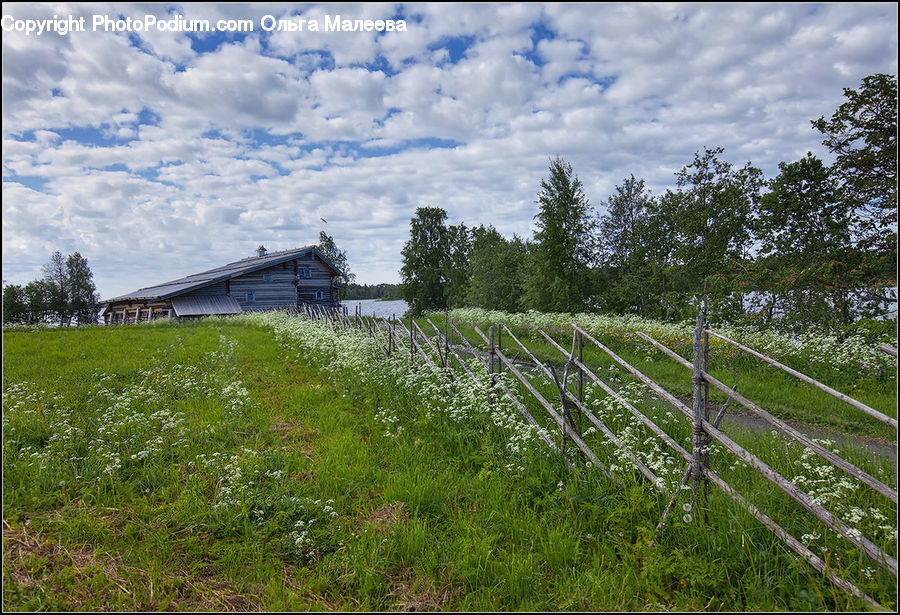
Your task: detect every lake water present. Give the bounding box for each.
[341,298,409,320]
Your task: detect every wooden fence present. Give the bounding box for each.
[293,303,896,608]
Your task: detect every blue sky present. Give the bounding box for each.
[2,2,897,298]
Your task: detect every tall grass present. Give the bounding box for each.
[2,314,896,611]
[439,307,897,441]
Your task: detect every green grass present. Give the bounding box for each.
[429,313,897,442]
[2,315,897,611]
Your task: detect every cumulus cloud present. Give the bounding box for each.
[2,2,897,297]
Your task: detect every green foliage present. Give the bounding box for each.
[444,223,471,309]
[399,208,472,314]
[660,147,764,319]
[524,157,598,313]
[41,251,71,326]
[400,207,451,314]
[66,252,100,325]
[812,73,897,260]
[597,176,671,317]
[3,251,98,326]
[753,153,857,332]
[3,283,27,324]
[23,280,52,324]
[3,315,896,610]
[343,283,402,300]
[466,225,526,312]
[317,231,356,292]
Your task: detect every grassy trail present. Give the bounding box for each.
[2,318,896,611]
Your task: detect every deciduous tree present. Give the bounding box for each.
[66,252,100,325]
[662,147,763,318]
[524,157,598,312]
[598,175,660,314]
[444,223,471,309]
[317,231,355,299]
[42,251,70,325]
[400,207,451,314]
[2,284,27,324]
[466,225,526,312]
[812,73,897,259]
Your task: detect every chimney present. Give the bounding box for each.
[256,245,267,258]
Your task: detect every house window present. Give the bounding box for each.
[246,292,255,302]
[301,267,312,279]
[315,290,324,300]
[263,273,272,283]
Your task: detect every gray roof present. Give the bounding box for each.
[171,295,242,316]
[105,246,341,303]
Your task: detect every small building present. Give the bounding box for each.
[101,245,343,324]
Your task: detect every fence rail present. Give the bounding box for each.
[293,304,896,608]
[708,330,897,429]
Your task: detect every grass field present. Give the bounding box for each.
[2,313,897,611]
[439,307,898,442]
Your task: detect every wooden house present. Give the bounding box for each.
[100,245,342,324]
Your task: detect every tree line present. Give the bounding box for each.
[342,283,402,300]
[2,231,354,325]
[3,251,100,325]
[400,74,897,335]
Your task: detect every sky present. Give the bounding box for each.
[2,2,897,299]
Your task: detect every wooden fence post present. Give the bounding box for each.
[576,329,583,405]
[703,320,711,524]
[445,311,451,370]
[691,313,704,510]
[488,325,496,405]
[496,325,502,375]
[574,328,584,435]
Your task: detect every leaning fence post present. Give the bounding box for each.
[409,314,414,365]
[691,313,704,511]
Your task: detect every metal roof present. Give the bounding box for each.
[171,295,242,316]
[105,246,342,303]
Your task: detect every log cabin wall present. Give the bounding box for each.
[103,301,172,324]
[100,246,341,323]
[223,255,336,311]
